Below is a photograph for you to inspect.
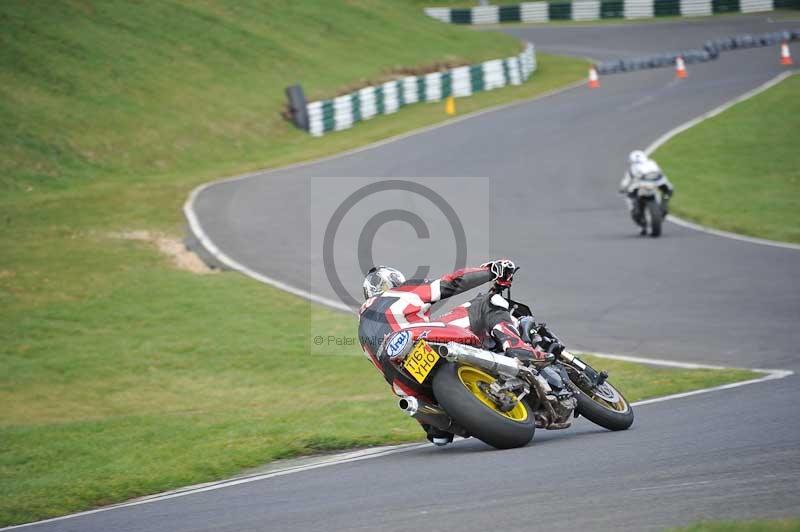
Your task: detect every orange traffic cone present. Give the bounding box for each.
[675,56,688,79]
[780,42,793,66]
[588,66,600,89]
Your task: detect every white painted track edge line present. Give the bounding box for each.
[578,350,788,372]
[645,69,800,251]
[182,76,587,314]
[182,188,354,313]
[2,358,792,531]
[585,350,794,407]
[0,443,429,531]
[666,214,800,250]
[632,369,793,406]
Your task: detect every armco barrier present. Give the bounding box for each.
[595,29,800,74]
[424,0,799,24]
[306,43,536,136]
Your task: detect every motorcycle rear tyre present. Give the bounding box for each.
[433,362,535,449]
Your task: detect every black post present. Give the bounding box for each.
[285,84,309,131]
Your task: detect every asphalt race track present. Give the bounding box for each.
[20,14,800,532]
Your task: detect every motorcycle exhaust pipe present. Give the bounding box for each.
[398,396,420,416]
[397,396,465,436]
[438,342,521,378]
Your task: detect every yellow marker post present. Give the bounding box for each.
[445,96,456,116]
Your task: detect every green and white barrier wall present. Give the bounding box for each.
[424,0,799,24]
[307,43,536,136]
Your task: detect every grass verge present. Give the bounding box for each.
[579,355,757,400]
[653,73,800,243]
[667,519,800,531]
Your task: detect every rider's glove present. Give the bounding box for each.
[547,341,565,357]
[481,259,518,287]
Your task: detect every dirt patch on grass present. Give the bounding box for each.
[111,231,217,275]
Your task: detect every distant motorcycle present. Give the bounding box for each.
[627,176,670,237]
[395,287,634,449]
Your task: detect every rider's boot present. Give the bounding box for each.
[630,208,646,235]
[422,424,454,447]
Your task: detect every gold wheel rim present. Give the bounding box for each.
[587,382,629,413]
[457,366,529,422]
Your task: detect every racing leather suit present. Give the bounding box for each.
[620,159,675,223]
[357,265,539,401]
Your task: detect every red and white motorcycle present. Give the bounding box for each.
[394,287,634,449]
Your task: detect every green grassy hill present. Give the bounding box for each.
[0,0,525,195]
[0,0,589,525]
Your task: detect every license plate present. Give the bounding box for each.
[403,340,441,384]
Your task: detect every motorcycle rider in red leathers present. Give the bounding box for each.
[358,259,545,446]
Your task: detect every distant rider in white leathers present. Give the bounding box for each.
[619,150,675,234]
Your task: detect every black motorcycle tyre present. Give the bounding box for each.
[572,381,634,431]
[433,362,535,449]
[646,199,663,237]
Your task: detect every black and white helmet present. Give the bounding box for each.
[363,266,406,300]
